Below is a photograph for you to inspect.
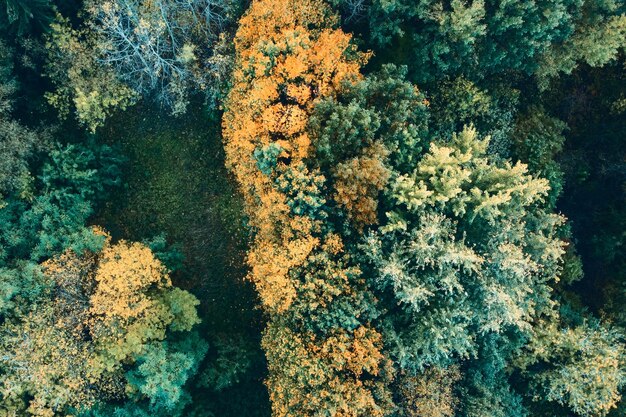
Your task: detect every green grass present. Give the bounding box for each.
[93,102,270,416]
[94,102,261,332]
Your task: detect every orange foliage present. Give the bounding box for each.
[223,0,367,312]
[88,239,198,373]
[0,230,200,416]
[263,321,392,417]
[333,143,391,228]
[223,0,391,415]
[396,367,461,417]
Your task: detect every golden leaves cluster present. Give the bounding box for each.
[223,0,366,312]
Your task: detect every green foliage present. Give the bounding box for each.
[286,245,380,335]
[511,106,567,207]
[254,142,284,176]
[517,309,626,417]
[0,261,48,318]
[535,1,626,88]
[386,126,551,223]
[200,334,256,392]
[310,64,429,172]
[0,143,119,265]
[163,287,202,332]
[428,77,519,156]
[0,40,43,200]
[459,333,528,417]
[363,212,479,370]
[127,335,208,411]
[349,0,625,85]
[45,16,138,132]
[141,233,185,272]
[274,162,328,220]
[362,126,568,416]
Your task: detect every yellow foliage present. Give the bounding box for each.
[88,239,178,373]
[1,305,99,416]
[45,17,137,132]
[223,0,367,312]
[263,322,392,417]
[395,367,461,417]
[0,229,200,416]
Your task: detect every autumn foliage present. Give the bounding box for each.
[222,0,391,415]
[223,0,365,312]
[0,229,200,416]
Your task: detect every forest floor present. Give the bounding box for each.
[92,103,270,415]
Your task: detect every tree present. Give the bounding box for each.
[516,309,626,417]
[343,0,626,86]
[535,2,626,88]
[361,126,570,413]
[427,77,519,156]
[222,0,392,415]
[0,231,204,416]
[332,142,391,228]
[394,366,461,417]
[45,16,138,132]
[126,335,208,412]
[510,105,567,207]
[308,64,430,229]
[309,64,429,173]
[223,0,366,312]
[0,143,120,265]
[88,237,201,373]
[0,40,43,201]
[44,0,243,129]
[84,0,242,114]
[263,320,392,417]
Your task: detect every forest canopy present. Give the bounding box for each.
[0,0,625,416]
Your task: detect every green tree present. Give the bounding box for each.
[45,16,138,132]
[516,308,626,417]
[361,126,569,414]
[0,40,43,201]
[0,143,120,265]
[126,335,208,412]
[345,0,625,85]
[510,105,567,207]
[309,64,429,173]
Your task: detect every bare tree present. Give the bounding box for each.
[87,0,239,114]
[340,0,367,23]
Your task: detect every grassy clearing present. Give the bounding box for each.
[92,103,270,415]
[95,103,259,329]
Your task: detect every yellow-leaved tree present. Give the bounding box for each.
[0,229,201,416]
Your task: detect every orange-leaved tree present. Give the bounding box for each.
[222,0,392,415]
